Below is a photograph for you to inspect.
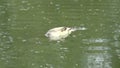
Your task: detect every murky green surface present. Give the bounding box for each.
[0,0,120,68]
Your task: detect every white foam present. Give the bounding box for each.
[71,27,87,32]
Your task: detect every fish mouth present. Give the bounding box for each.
[45,33,50,37]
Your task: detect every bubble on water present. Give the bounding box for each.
[60,47,68,50]
[102,10,105,12]
[45,63,54,68]
[31,6,34,9]
[19,1,32,11]
[50,1,53,5]
[0,5,3,8]
[32,14,36,17]
[92,12,98,15]
[75,63,79,66]
[31,63,35,66]
[60,48,69,52]
[19,7,30,11]
[60,55,65,59]
[8,36,14,43]
[95,9,100,11]
[88,9,92,11]
[1,11,6,14]
[116,49,120,54]
[37,5,41,7]
[0,23,6,26]
[55,4,61,11]
[55,4,60,7]
[95,56,104,62]
[1,57,6,60]
[80,27,87,30]
[87,46,111,51]
[40,65,43,68]
[34,51,40,54]
[22,39,27,42]
[56,7,60,10]
[95,29,99,32]
[48,21,52,24]
[8,18,12,21]
[80,4,83,7]
[40,50,44,53]
[72,35,76,38]
[87,53,112,68]
[21,1,28,3]
[41,11,45,14]
[82,38,110,44]
[43,17,47,20]
[35,41,41,45]
[74,0,79,2]
[3,35,7,38]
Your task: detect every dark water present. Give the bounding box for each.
[0,0,120,68]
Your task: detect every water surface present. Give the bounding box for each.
[0,0,120,68]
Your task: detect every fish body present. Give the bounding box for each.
[45,26,86,41]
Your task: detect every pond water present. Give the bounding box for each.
[0,0,120,68]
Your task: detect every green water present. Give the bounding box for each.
[0,0,120,68]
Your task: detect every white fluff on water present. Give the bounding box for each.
[45,26,87,41]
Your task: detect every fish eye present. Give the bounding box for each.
[61,27,67,32]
